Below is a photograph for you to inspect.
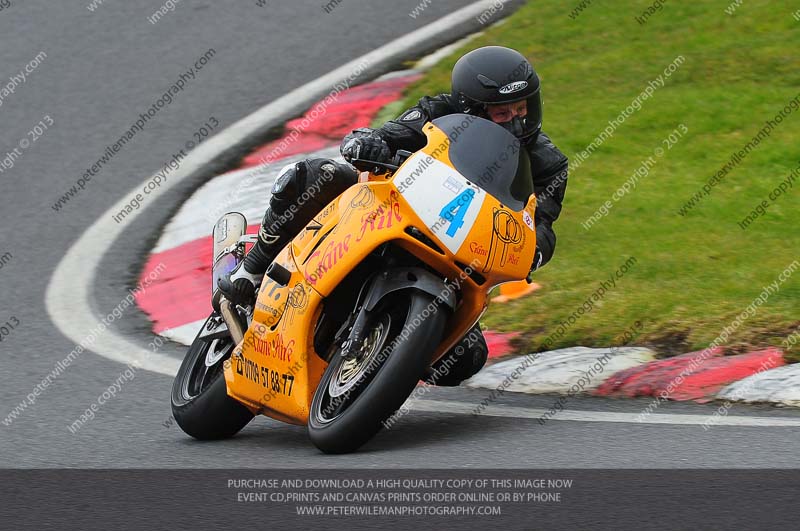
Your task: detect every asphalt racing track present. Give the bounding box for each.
[1,0,798,469]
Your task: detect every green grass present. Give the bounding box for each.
[391,0,800,359]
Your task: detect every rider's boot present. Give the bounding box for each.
[217,211,290,307]
[423,323,489,386]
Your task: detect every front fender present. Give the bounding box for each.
[362,267,457,313]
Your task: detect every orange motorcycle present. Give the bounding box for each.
[171,114,537,453]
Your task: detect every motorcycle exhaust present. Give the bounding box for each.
[219,299,245,345]
[211,212,248,295]
[211,212,250,345]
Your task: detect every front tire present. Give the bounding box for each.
[171,314,254,440]
[308,292,447,454]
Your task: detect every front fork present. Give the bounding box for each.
[336,267,459,360]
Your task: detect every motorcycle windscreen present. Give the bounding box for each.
[431,114,532,212]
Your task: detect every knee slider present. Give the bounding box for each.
[303,158,358,206]
[271,161,307,202]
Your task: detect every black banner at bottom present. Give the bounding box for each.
[2,469,798,530]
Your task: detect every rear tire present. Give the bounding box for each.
[308,292,447,454]
[171,314,254,440]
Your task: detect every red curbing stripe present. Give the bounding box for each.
[241,74,421,168]
[135,224,260,333]
[484,330,520,359]
[593,347,786,402]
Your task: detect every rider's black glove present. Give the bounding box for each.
[526,247,545,283]
[341,128,392,169]
[532,248,544,271]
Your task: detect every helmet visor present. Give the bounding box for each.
[485,93,542,140]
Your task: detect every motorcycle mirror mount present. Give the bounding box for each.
[350,158,399,174]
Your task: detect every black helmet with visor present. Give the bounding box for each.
[451,46,543,141]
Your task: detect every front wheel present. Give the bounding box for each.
[308,292,448,454]
[171,314,254,440]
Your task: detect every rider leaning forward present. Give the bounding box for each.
[219,46,569,384]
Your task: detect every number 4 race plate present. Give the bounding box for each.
[396,153,486,255]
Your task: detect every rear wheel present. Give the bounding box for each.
[308,292,447,454]
[171,314,254,440]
